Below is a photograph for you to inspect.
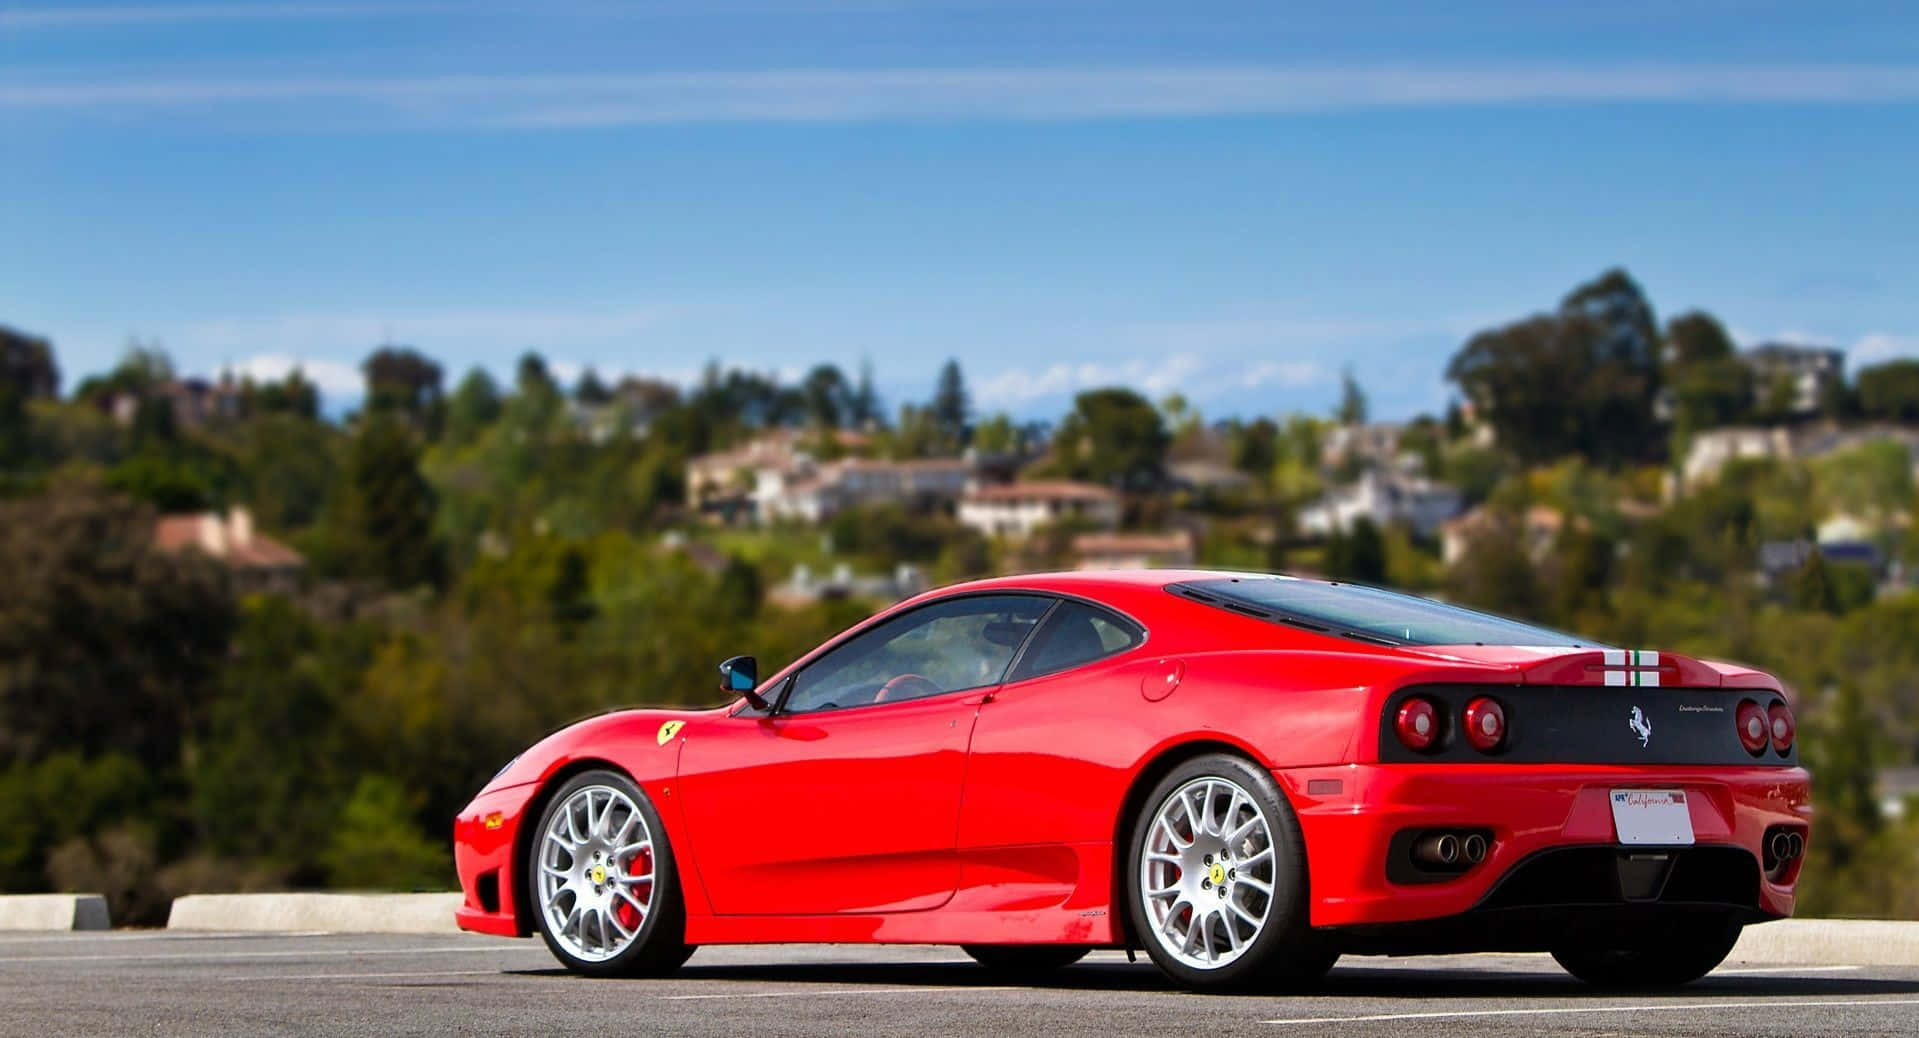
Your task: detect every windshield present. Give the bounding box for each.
[1173,576,1602,648]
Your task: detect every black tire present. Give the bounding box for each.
[961,944,1090,975]
[1123,753,1337,991]
[1551,914,1742,988]
[528,769,694,978]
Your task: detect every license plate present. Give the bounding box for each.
[1610,789,1695,845]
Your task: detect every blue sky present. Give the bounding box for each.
[3,1,1915,421]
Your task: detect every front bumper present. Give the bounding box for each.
[1278,762,1812,931]
[452,782,540,938]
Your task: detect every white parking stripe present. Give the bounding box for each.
[220,969,502,982]
[660,985,1017,1001]
[1715,965,1861,975]
[1264,996,1919,1025]
[0,945,529,964]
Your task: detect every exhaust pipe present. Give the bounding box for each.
[1412,832,1461,867]
[1462,833,1489,864]
[1770,831,1794,863]
[1786,832,1804,860]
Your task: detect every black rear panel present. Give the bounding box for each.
[1378,685,1797,766]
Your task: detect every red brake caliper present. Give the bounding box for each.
[614,849,653,930]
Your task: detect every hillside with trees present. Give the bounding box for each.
[3,271,1919,923]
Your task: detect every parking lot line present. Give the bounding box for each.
[659,986,1018,1001]
[1263,997,1919,1026]
[219,969,504,982]
[1715,965,1861,975]
[0,945,527,964]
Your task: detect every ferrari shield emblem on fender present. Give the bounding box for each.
[657,720,685,746]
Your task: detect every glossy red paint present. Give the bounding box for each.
[452,569,1813,954]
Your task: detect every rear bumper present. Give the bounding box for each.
[451,782,540,938]
[1278,762,1812,931]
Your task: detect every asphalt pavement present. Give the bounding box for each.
[3,931,1917,1037]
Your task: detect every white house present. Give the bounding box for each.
[756,457,974,523]
[1298,469,1462,539]
[958,481,1121,539]
[1679,427,1796,490]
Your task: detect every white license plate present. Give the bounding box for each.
[1610,789,1695,846]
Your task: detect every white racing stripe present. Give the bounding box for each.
[659,985,1017,1001]
[1264,996,1919,1025]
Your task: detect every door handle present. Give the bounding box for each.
[961,691,997,706]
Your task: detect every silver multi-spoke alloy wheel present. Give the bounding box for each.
[1139,775,1278,970]
[536,783,656,963]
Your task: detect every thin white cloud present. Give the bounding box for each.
[0,4,458,29]
[3,63,1917,128]
[181,304,681,356]
[978,353,1319,408]
[229,353,362,396]
[1850,332,1915,365]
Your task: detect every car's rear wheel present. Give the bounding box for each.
[961,944,1090,975]
[529,769,693,977]
[1551,914,1742,988]
[1125,754,1336,991]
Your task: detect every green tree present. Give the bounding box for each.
[1335,368,1368,426]
[445,367,504,445]
[848,359,882,427]
[0,325,59,400]
[1325,518,1388,584]
[320,775,453,890]
[0,477,235,768]
[361,346,443,429]
[334,417,443,589]
[573,367,612,405]
[1049,387,1169,491]
[1858,360,1919,421]
[1446,269,1662,464]
[801,364,850,429]
[930,360,969,446]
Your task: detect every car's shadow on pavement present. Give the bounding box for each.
[512,958,1919,999]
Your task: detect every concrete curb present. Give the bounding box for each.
[1731,919,1919,966]
[167,893,464,934]
[0,894,111,931]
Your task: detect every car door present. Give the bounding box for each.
[675,593,1053,916]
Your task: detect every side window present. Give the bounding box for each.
[1010,600,1143,681]
[782,595,1053,713]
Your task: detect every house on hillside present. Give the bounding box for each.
[769,562,927,607]
[1073,530,1195,570]
[1319,423,1404,471]
[1679,427,1797,490]
[1745,343,1845,416]
[1439,505,1573,567]
[153,508,305,594]
[685,429,879,520]
[1297,469,1462,539]
[958,481,1121,539]
[757,457,975,523]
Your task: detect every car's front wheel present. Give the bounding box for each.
[1551,914,1742,988]
[1124,753,1336,991]
[528,769,693,977]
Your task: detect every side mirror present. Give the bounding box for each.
[719,655,768,711]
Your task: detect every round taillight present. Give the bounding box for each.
[1736,699,1769,756]
[1768,701,1795,755]
[1395,697,1440,752]
[1463,696,1506,752]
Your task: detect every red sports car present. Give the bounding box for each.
[452,569,1811,991]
